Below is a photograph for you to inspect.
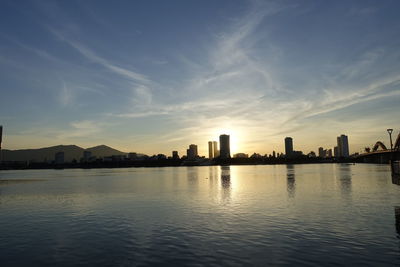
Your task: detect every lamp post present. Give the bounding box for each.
[387,129,393,151]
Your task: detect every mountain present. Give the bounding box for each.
[86,145,127,158]
[1,144,128,163]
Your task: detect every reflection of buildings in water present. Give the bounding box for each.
[395,207,400,238]
[208,166,219,191]
[220,166,231,200]
[186,167,199,192]
[208,166,218,180]
[286,164,295,198]
[338,165,352,197]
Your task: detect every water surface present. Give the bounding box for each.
[1,164,399,266]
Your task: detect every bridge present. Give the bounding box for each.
[356,131,400,164]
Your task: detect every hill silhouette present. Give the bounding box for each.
[2,145,129,162]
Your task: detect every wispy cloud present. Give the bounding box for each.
[47,26,149,84]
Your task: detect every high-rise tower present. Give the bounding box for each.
[285,137,293,157]
[213,141,219,157]
[337,134,349,157]
[219,134,230,159]
[208,141,214,159]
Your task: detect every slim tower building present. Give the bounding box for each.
[219,134,230,159]
[213,141,219,157]
[337,136,343,157]
[340,134,349,157]
[285,137,293,157]
[208,141,214,159]
[336,134,349,157]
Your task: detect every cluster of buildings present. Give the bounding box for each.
[316,135,349,158]
[185,133,350,162]
[186,134,231,161]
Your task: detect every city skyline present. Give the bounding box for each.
[0,122,398,158]
[1,1,400,155]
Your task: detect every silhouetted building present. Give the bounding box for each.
[292,151,303,157]
[285,137,293,157]
[327,149,333,157]
[55,151,64,164]
[219,134,231,159]
[213,141,219,157]
[272,150,276,158]
[337,134,349,157]
[172,151,179,159]
[318,147,326,158]
[187,144,198,160]
[208,141,214,159]
[128,152,138,160]
[334,146,339,157]
[83,151,91,161]
[337,137,342,157]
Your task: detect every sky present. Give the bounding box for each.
[0,0,399,156]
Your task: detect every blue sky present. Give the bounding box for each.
[0,0,399,156]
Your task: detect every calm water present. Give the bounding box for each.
[1,164,400,266]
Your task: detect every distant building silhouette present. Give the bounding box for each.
[172,151,179,159]
[55,151,64,164]
[187,144,198,160]
[337,134,349,157]
[334,146,339,157]
[208,141,214,159]
[327,149,333,157]
[318,147,326,158]
[219,134,231,159]
[318,147,323,157]
[83,151,92,161]
[213,141,219,157]
[337,137,342,157]
[285,137,293,157]
[128,152,138,160]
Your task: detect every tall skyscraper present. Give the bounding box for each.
[285,137,293,157]
[336,134,349,157]
[337,136,342,157]
[334,146,339,157]
[208,141,214,159]
[213,141,219,157]
[219,134,230,159]
[340,134,349,157]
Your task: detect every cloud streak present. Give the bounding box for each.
[47,26,149,84]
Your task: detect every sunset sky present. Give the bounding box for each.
[1,0,399,156]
